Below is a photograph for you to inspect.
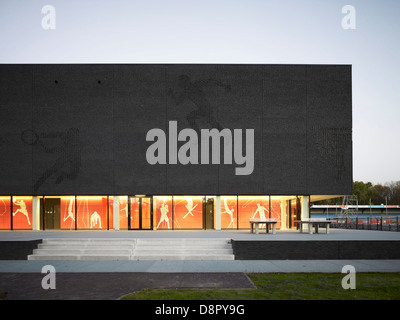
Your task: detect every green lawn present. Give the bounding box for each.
[121,273,400,300]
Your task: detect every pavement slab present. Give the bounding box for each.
[0,272,255,300]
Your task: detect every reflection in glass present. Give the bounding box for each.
[141,198,151,229]
[173,196,203,229]
[60,196,75,229]
[270,196,282,229]
[0,196,11,229]
[130,198,140,229]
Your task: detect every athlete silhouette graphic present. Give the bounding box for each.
[90,211,102,229]
[21,128,81,193]
[168,75,231,132]
[157,203,170,229]
[13,199,31,225]
[221,198,236,229]
[183,198,198,219]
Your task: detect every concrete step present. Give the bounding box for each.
[38,244,135,250]
[28,254,131,261]
[28,238,136,260]
[133,245,232,250]
[41,238,136,246]
[136,238,231,244]
[33,248,133,255]
[133,249,233,255]
[135,239,231,248]
[131,254,235,260]
[132,238,234,260]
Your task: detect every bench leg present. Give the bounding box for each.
[315,224,319,234]
[272,224,276,235]
[309,223,313,234]
[326,224,330,234]
[255,224,259,234]
[250,223,254,233]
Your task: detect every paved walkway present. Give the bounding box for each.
[1,259,400,273]
[2,228,400,241]
[0,272,255,300]
[1,229,400,300]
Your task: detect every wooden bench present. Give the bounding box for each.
[249,218,278,234]
[296,219,332,234]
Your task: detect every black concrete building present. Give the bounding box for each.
[0,64,352,231]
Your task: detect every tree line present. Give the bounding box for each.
[316,181,400,205]
[353,181,400,205]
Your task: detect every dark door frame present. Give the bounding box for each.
[204,196,214,230]
[40,197,61,230]
[128,196,153,230]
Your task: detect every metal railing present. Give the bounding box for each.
[329,216,400,232]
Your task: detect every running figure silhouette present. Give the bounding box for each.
[21,128,81,193]
[63,197,76,222]
[221,198,236,229]
[168,75,231,132]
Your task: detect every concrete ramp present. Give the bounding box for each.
[27,238,234,261]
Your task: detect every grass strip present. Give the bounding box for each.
[121,272,400,300]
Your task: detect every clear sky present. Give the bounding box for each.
[1,0,399,185]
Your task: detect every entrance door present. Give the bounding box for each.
[128,197,153,230]
[43,198,61,230]
[205,197,214,229]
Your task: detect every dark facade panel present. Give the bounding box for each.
[0,64,352,195]
[306,65,352,195]
[0,240,42,260]
[263,65,307,194]
[31,65,114,195]
[215,65,264,194]
[113,65,168,195]
[232,240,400,260]
[165,65,219,194]
[0,65,33,194]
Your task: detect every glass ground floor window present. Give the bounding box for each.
[152,196,204,229]
[0,196,11,229]
[0,194,307,230]
[0,196,33,230]
[219,196,298,230]
[152,195,300,230]
[153,196,172,230]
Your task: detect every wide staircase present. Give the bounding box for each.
[28,238,135,261]
[27,238,234,260]
[133,238,234,260]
